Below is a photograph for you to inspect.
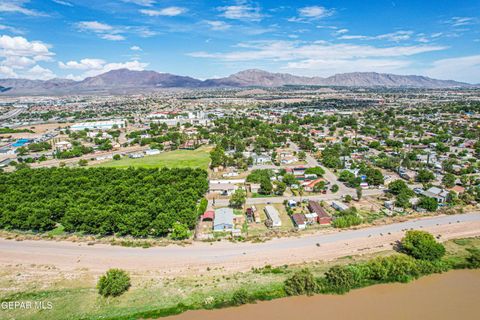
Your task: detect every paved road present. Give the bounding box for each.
[1,213,479,273]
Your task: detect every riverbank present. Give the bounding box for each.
[165,269,480,320]
[0,236,478,320]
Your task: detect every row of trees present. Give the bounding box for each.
[0,167,208,237]
[283,231,458,296]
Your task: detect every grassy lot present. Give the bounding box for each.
[1,237,478,320]
[96,146,212,170]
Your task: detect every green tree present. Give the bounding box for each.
[284,269,319,296]
[275,181,287,195]
[170,222,190,240]
[331,184,339,193]
[442,173,456,188]
[324,265,362,293]
[259,177,273,195]
[400,230,446,261]
[388,180,411,195]
[417,169,435,183]
[97,268,131,297]
[229,189,246,208]
[418,197,438,212]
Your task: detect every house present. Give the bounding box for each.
[331,201,349,212]
[54,141,72,152]
[264,205,282,227]
[213,208,234,231]
[293,167,307,176]
[281,155,297,165]
[304,212,318,224]
[287,199,297,207]
[248,183,261,194]
[449,185,465,194]
[291,213,307,229]
[209,183,238,196]
[201,210,215,222]
[308,200,332,224]
[252,154,270,165]
[129,152,144,159]
[303,178,326,192]
[145,149,161,156]
[422,187,449,203]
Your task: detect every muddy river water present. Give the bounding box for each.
[166,269,480,320]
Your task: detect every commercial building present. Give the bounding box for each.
[70,120,126,131]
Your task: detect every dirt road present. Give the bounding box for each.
[0,213,479,275]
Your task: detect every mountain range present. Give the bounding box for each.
[0,69,474,95]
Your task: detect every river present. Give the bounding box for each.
[165,269,480,320]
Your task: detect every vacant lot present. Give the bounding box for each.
[97,146,212,170]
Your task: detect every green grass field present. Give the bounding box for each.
[96,146,212,170]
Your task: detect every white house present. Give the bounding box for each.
[264,205,282,227]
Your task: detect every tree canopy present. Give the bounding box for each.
[0,167,208,237]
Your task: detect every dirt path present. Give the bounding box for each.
[0,213,479,276]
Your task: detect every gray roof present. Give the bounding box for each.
[214,208,234,226]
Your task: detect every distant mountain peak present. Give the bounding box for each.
[0,68,473,95]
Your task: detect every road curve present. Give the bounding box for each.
[0,213,479,274]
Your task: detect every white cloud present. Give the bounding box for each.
[52,0,72,7]
[289,6,334,22]
[0,35,56,79]
[122,0,155,6]
[0,24,23,34]
[130,45,142,51]
[77,21,113,32]
[0,35,54,62]
[204,20,231,31]
[334,28,349,35]
[426,54,480,83]
[59,58,105,70]
[0,65,16,78]
[188,40,446,62]
[76,21,125,41]
[22,64,56,80]
[298,6,333,19]
[188,40,448,78]
[284,58,411,76]
[448,17,475,27]
[59,58,148,80]
[140,7,187,17]
[100,34,125,41]
[339,30,414,42]
[218,2,263,21]
[0,0,45,16]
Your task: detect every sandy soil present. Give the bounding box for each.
[0,213,479,277]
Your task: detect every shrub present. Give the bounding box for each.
[466,248,480,269]
[400,230,446,261]
[170,222,190,240]
[284,269,319,296]
[231,289,253,305]
[324,265,364,293]
[365,255,420,283]
[97,268,131,297]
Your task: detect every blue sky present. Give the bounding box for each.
[0,0,479,82]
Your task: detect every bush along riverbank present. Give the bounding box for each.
[98,233,480,320]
